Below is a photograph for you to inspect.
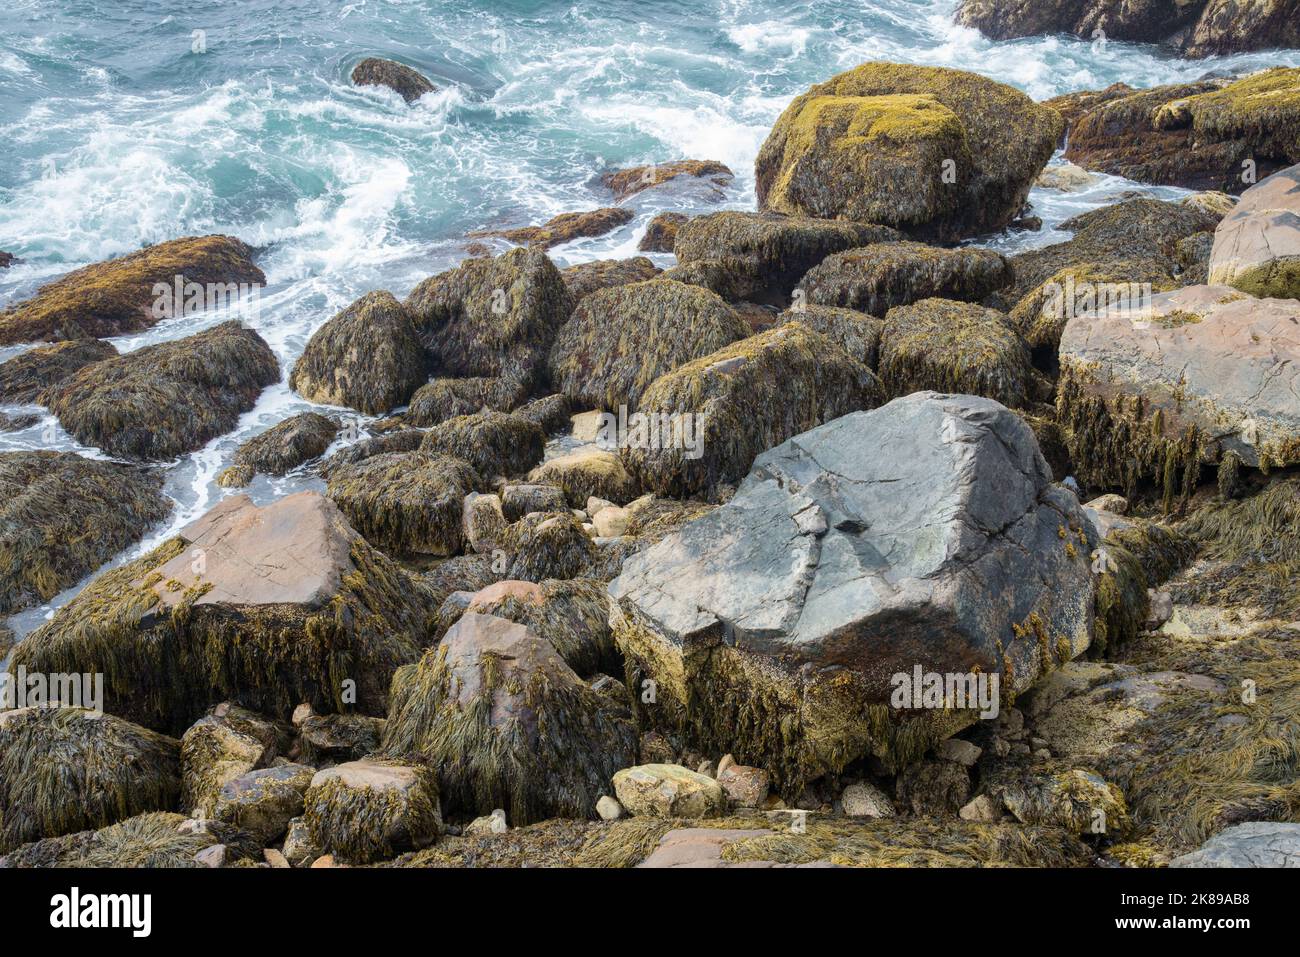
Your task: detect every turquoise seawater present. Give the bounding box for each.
[2,0,1298,633]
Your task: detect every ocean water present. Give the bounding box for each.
[2,0,1299,636]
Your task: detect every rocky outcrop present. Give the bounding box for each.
[383,612,638,824]
[1208,162,1300,298]
[546,279,750,412]
[669,211,900,304]
[0,707,180,853]
[601,160,734,201]
[755,62,1062,241]
[0,451,169,614]
[291,291,427,416]
[0,338,116,403]
[561,257,661,303]
[638,213,689,253]
[218,412,339,487]
[795,242,1011,315]
[419,409,545,479]
[474,207,634,250]
[11,492,435,732]
[0,235,264,345]
[609,392,1097,794]
[41,321,279,461]
[350,57,437,102]
[622,323,883,499]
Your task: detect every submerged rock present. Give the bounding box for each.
[1209,162,1300,298]
[350,57,436,103]
[755,62,1062,241]
[601,160,734,201]
[0,451,170,614]
[609,392,1097,794]
[218,412,340,487]
[475,207,634,250]
[41,321,280,461]
[0,235,264,345]
[0,338,117,403]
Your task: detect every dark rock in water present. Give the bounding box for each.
[623,323,883,499]
[11,491,435,732]
[0,707,180,853]
[880,298,1033,408]
[601,160,734,201]
[511,393,572,435]
[0,338,117,403]
[0,251,14,268]
[755,63,1062,242]
[0,450,170,614]
[218,411,340,487]
[609,392,1098,794]
[777,304,884,369]
[41,321,279,461]
[1054,69,1300,192]
[639,212,690,253]
[669,211,900,304]
[420,408,546,479]
[561,256,661,303]
[291,291,427,416]
[796,242,1012,315]
[327,451,482,557]
[304,758,441,863]
[0,235,264,345]
[350,57,437,103]
[0,412,39,432]
[474,207,634,250]
[547,278,750,412]
[383,612,638,825]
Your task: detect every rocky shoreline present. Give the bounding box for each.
[2,47,1300,869]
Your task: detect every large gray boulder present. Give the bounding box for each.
[1209,163,1300,299]
[609,392,1097,794]
[1171,822,1300,868]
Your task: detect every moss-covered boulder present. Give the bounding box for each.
[0,338,117,403]
[1060,69,1300,192]
[613,764,725,819]
[527,449,638,507]
[290,291,426,416]
[1209,162,1300,298]
[601,160,734,201]
[623,323,884,499]
[475,207,634,250]
[41,321,280,461]
[11,491,435,732]
[561,256,661,303]
[547,279,750,412]
[879,299,1033,408]
[0,451,170,614]
[350,57,436,103]
[180,703,285,817]
[796,242,1010,315]
[511,393,572,435]
[303,759,441,863]
[0,707,180,853]
[500,483,569,520]
[499,511,598,582]
[405,374,532,427]
[638,213,689,253]
[212,763,315,844]
[755,62,1063,241]
[326,451,481,557]
[777,304,884,368]
[217,411,339,488]
[419,409,545,480]
[383,612,638,825]
[669,211,900,303]
[0,235,264,345]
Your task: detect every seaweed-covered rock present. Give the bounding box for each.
[1058,284,1300,504]
[796,243,1011,315]
[994,767,1128,837]
[317,428,424,476]
[405,247,571,393]
[670,211,900,303]
[0,235,264,345]
[623,323,883,498]
[547,279,749,412]
[778,304,884,368]
[419,409,545,479]
[561,256,662,303]
[500,511,598,582]
[0,812,251,869]
[0,451,169,614]
[613,764,725,819]
[298,714,386,765]
[11,491,434,732]
[180,703,284,817]
[0,707,180,853]
[304,759,441,863]
[1060,69,1300,192]
[212,763,315,844]
[527,449,637,507]
[609,392,1097,794]
[217,412,339,488]
[476,207,634,250]
[326,451,481,557]
[639,213,689,253]
[601,160,734,201]
[350,57,436,102]
[879,299,1033,408]
[1209,162,1300,298]
[405,374,532,427]
[0,338,117,403]
[42,321,280,461]
[755,62,1062,241]
[462,492,508,555]
[501,482,569,520]
[383,612,637,824]
[511,393,572,435]
[290,291,427,416]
